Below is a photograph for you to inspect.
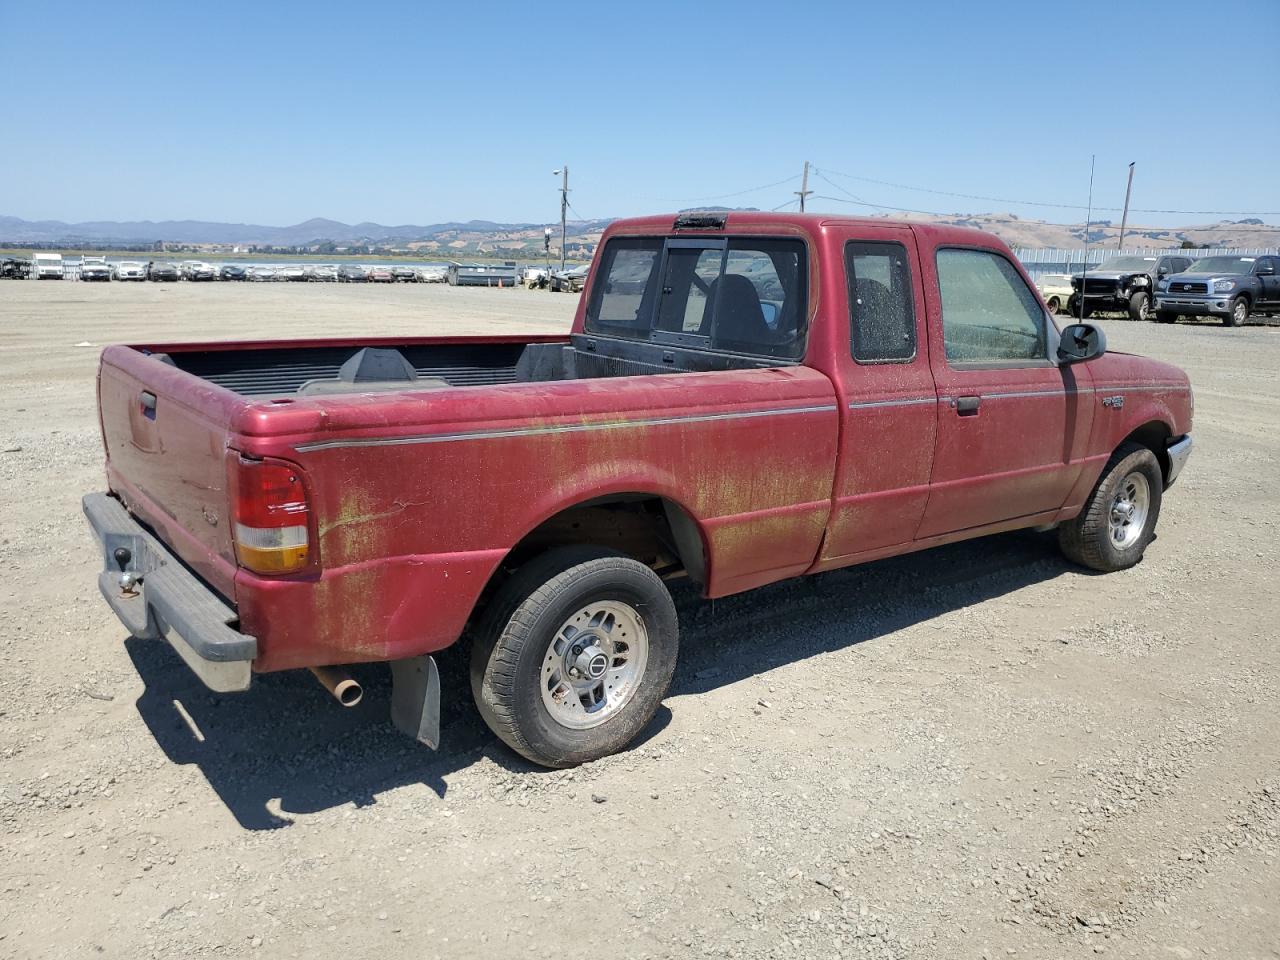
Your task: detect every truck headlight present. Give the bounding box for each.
[1130,276,1148,286]
[1157,280,1168,291]
[1213,279,1236,292]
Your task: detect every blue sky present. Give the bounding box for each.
[2,0,1277,229]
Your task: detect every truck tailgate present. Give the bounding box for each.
[98,346,248,600]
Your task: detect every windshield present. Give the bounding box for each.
[1094,257,1158,272]
[1188,256,1254,275]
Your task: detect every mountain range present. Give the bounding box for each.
[1,212,1276,252]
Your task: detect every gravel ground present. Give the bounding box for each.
[0,281,1277,960]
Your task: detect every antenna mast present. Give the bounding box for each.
[1079,154,1096,321]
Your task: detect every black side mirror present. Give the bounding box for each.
[1257,264,1275,276]
[1057,323,1106,365]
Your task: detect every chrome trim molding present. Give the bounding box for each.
[847,397,935,410]
[1166,434,1193,486]
[295,403,840,452]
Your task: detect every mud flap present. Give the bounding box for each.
[390,655,441,749]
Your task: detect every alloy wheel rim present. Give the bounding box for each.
[1108,471,1150,549]
[539,600,648,730]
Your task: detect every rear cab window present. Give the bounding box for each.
[585,235,809,360]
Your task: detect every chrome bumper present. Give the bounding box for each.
[1166,435,1193,487]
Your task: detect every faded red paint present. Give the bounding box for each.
[94,213,1193,673]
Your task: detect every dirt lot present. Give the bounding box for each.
[1,281,1277,960]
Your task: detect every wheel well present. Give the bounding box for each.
[1123,421,1172,481]
[470,496,707,625]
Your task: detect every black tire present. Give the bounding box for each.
[1155,310,1178,324]
[470,546,679,768]
[1224,295,1249,327]
[1128,291,1151,322]
[1067,295,1092,320]
[1046,296,1061,314]
[1058,442,1163,572]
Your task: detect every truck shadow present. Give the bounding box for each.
[126,528,1079,831]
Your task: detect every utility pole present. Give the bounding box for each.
[553,166,569,271]
[1116,161,1135,251]
[795,160,813,212]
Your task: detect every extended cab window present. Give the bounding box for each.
[585,236,808,359]
[936,249,1046,363]
[846,241,915,362]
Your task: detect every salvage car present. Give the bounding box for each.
[337,264,367,282]
[82,211,1193,768]
[146,261,179,282]
[550,263,590,292]
[367,266,395,283]
[1068,254,1194,321]
[1035,273,1073,314]
[219,264,248,281]
[1,256,32,279]
[391,266,418,282]
[80,257,112,282]
[112,261,147,281]
[180,261,217,281]
[1154,255,1279,326]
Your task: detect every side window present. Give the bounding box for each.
[711,239,807,358]
[936,249,1046,363]
[585,238,662,334]
[846,240,916,363]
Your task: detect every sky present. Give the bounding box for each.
[2,0,1277,230]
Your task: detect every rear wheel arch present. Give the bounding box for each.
[468,494,709,628]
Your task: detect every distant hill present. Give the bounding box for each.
[1,211,1275,252]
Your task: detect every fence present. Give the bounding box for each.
[1013,246,1278,279]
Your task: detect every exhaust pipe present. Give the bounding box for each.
[310,666,363,707]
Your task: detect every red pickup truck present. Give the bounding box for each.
[84,212,1193,767]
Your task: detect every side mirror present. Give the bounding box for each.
[1057,323,1106,365]
[1257,264,1275,276]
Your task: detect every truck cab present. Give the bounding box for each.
[1155,254,1280,326]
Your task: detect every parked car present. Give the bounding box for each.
[1035,273,1073,314]
[112,261,147,281]
[82,211,1193,769]
[1068,254,1194,321]
[219,264,248,281]
[367,266,395,283]
[310,265,339,282]
[180,261,216,281]
[80,258,112,282]
[0,257,32,279]
[280,265,309,282]
[337,264,367,283]
[391,266,418,283]
[1154,255,1280,327]
[549,264,590,292]
[32,252,64,279]
[416,266,447,283]
[522,266,550,288]
[246,266,276,282]
[146,261,179,282]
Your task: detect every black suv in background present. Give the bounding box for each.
[1155,255,1280,326]
[146,261,179,282]
[1069,253,1194,321]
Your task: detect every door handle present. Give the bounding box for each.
[956,395,981,416]
[140,391,157,420]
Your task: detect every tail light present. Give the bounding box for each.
[231,457,310,574]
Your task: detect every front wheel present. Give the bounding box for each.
[1067,295,1092,319]
[1225,295,1249,327]
[1058,442,1163,572]
[1128,291,1151,322]
[471,547,679,768]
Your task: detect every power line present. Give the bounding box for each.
[815,165,1279,218]
[808,192,1280,234]
[656,173,801,204]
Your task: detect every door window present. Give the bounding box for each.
[936,249,1046,363]
[846,241,915,363]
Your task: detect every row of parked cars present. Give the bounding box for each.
[0,256,452,284]
[521,264,591,292]
[1036,254,1280,326]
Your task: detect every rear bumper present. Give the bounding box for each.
[1166,434,1193,487]
[83,492,256,692]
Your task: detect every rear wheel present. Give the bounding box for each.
[1059,442,1163,572]
[1046,296,1061,314]
[1128,291,1151,322]
[470,547,679,768]
[1225,295,1249,327]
